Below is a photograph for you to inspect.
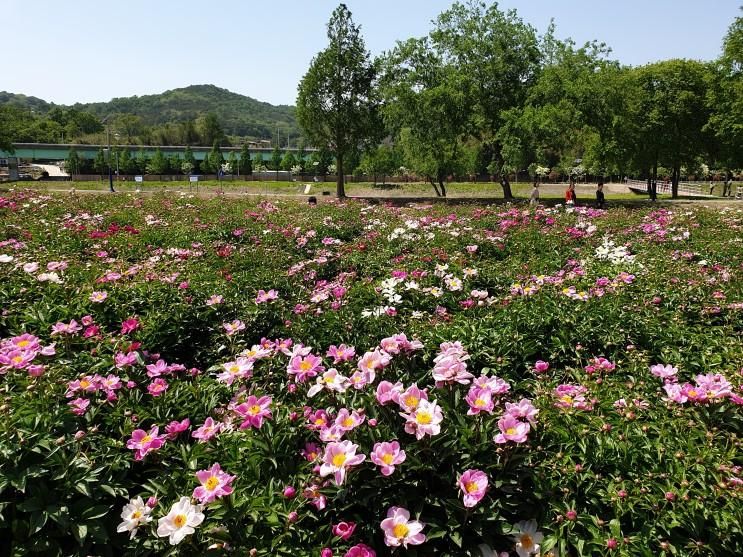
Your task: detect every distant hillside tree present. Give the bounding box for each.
[199,113,225,146]
[297,3,382,197]
[239,143,252,175]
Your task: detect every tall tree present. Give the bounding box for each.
[706,8,743,169]
[297,3,382,197]
[65,148,81,176]
[633,60,711,197]
[381,37,470,196]
[239,143,253,175]
[92,148,107,174]
[430,1,541,197]
[147,148,168,175]
[271,146,283,171]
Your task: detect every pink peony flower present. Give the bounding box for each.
[334,408,365,432]
[344,544,376,557]
[90,291,108,303]
[217,357,254,385]
[121,317,140,335]
[68,397,90,415]
[147,378,169,397]
[458,469,488,507]
[533,360,550,374]
[397,384,428,412]
[222,319,245,336]
[193,463,235,504]
[233,395,272,429]
[165,418,190,440]
[465,386,495,415]
[319,440,366,486]
[380,506,426,548]
[126,426,166,460]
[504,398,539,425]
[370,441,406,476]
[402,399,443,440]
[493,414,531,444]
[376,381,403,406]
[650,363,678,382]
[327,344,356,364]
[255,289,279,303]
[192,417,222,442]
[332,521,357,541]
[287,353,324,383]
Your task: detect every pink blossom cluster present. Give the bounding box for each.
[0,333,55,376]
[554,384,594,411]
[432,341,474,387]
[494,398,538,444]
[584,357,616,375]
[464,374,511,415]
[663,373,740,405]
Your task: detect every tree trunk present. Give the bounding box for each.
[438,176,447,198]
[336,155,345,198]
[671,165,679,199]
[500,175,513,200]
[429,178,442,197]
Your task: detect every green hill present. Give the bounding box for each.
[0,85,299,141]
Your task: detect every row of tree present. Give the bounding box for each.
[0,107,246,150]
[297,1,743,197]
[64,142,336,176]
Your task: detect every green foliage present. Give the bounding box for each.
[297,3,383,196]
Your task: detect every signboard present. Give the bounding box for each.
[134,176,143,183]
[189,175,199,183]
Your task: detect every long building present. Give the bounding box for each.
[0,143,316,163]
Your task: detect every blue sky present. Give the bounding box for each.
[4,0,740,106]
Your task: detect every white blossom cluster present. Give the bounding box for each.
[595,237,636,265]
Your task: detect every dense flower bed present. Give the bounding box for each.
[0,191,741,556]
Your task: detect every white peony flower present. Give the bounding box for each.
[156,497,204,545]
[116,496,152,539]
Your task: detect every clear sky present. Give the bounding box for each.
[3,0,740,106]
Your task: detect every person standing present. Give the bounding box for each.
[530,182,540,206]
[565,180,577,206]
[596,181,606,209]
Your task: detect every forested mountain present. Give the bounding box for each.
[75,85,298,139]
[0,85,299,145]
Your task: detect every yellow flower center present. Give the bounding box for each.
[404,395,419,408]
[131,510,142,519]
[314,418,325,426]
[560,395,573,405]
[205,476,219,490]
[300,360,312,371]
[519,534,534,549]
[342,418,354,428]
[228,365,240,374]
[332,453,347,467]
[12,356,23,364]
[80,380,91,388]
[249,405,261,416]
[173,514,187,528]
[688,389,698,397]
[506,427,517,436]
[392,523,409,539]
[416,412,432,425]
[465,481,479,493]
[141,435,152,444]
[381,453,394,465]
[474,398,486,407]
[17,340,29,348]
